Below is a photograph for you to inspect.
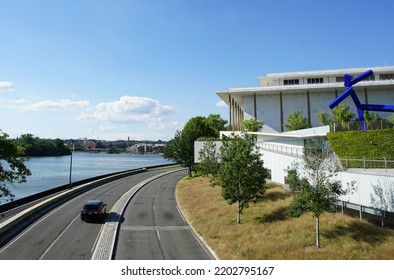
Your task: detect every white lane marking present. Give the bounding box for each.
[176,205,186,222]
[0,198,76,255]
[39,214,80,260]
[91,223,106,252]
[155,230,161,241]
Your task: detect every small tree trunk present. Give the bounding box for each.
[237,201,241,224]
[188,165,192,177]
[315,216,321,248]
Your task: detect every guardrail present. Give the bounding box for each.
[337,200,394,228]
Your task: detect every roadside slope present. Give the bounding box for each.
[176,176,394,260]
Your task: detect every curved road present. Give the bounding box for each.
[0,168,215,260]
[115,170,214,260]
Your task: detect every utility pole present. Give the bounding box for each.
[69,141,74,189]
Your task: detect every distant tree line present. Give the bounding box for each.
[14,134,71,157]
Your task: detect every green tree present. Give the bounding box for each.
[205,114,228,138]
[317,105,356,128]
[240,119,264,132]
[387,113,394,125]
[0,130,32,202]
[317,111,332,126]
[219,133,269,224]
[285,110,310,131]
[16,134,70,156]
[240,119,264,142]
[285,137,355,248]
[198,140,221,187]
[164,115,226,176]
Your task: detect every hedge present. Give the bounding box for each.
[326,129,394,168]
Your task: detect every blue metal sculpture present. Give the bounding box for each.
[328,69,394,130]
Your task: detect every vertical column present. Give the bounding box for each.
[232,99,235,131]
[279,92,284,132]
[364,88,368,104]
[253,93,257,120]
[228,95,232,131]
[237,103,241,130]
[307,90,311,127]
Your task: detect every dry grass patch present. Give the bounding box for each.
[176,176,394,260]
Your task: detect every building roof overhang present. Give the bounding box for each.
[260,65,394,79]
[217,80,394,106]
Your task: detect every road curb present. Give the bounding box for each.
[175,188,219,260]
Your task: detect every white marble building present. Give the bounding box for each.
[217,66,394,132]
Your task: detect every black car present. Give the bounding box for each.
[80,200,107,222]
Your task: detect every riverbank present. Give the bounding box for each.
[176,176,394,260]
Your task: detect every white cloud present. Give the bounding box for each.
[100,124,116,132]
[77,96,176,129]
[17,99,90,111]
[216,100,228,108]
[0,81,14,92]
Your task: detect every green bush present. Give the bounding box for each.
[327,129,394,168]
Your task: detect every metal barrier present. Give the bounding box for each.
[258,142,303,158]
[339,157,394,171]
[337,200,394,228]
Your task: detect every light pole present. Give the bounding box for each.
[69,141,74,189]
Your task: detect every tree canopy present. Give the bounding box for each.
[317,105,356,127]
[285,137,355,248]
[285,110,310,131]
[15,134,71,157]
[198,140,221,187]
[240,119,264,132]
[0,130,31,202]
[164,114,227,176]
[218,134,269,224]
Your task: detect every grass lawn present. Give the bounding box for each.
[176,176,394,260]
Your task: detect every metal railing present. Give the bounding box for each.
[258,142,303,158]
[337,200,394,228]
[339,157,394,172]
[258,142,394,172]
[330,119,394,132]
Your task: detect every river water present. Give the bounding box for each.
[1,152,174,203]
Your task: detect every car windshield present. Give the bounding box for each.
[83,204,99,211]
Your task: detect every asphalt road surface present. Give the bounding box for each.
[0,167,214,260]
[115,170,215,260]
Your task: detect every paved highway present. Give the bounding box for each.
[0,167,214,260]
[115,170,215,260]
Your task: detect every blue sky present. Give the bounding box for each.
[1,0,393,141]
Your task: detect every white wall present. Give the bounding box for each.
[337,171,394,212]
[195,135,394,212]
[194,141,222,163]
[261,149,302,184]
[260,149,394,211]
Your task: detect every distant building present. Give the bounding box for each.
[153,144,166,154]
[127,143,165,154]
[85,141,98,150]
[217,66,394,132]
